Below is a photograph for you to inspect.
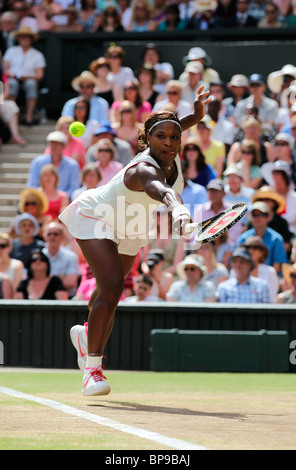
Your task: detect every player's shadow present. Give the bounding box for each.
[88,400,246,421]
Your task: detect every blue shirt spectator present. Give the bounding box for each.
[216,247,270,303]
[61,94,109,122]
[61,70,109,122]
[28,154,81,199]
[236,202,287,272]
[166,255,216,302]
[27,131,81,199]
[181,179,208,218]
[217,276,270,303]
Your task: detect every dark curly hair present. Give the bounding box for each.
[138,111,182,150]
[27,249,51,279]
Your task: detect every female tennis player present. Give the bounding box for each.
[60,86,212,396]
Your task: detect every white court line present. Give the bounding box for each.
[0,386,208,451]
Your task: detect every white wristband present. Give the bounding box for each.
[172,205,191,222]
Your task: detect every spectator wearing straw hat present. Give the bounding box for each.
[237,201,287,274]
[166,255,216,302]
[61,70,109,122]
[3,26,46,126]
[9,187,51,240]
[251,185,292,252]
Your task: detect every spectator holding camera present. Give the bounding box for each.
[142,250,173,300]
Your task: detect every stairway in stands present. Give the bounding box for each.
[0,122,55,233]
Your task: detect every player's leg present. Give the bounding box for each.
[70,250,136,373]
[78,239,125,355]
[76,239,136,396]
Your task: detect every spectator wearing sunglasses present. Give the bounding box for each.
[236,201,287,274]
[105,45,135,93]
[94,138,123,186]
[15,248,68,300]
[96,6,125,32]
[9,188,51,240]
[43,222,80,299]
[152,80,193,118]
[233,73,279,128]
[110,78,152,125]
[261,158,296,234]
[166,255,216,302]
[10,213,45,272]
[277,265,296,304]
[216,247,270,303]
[61,71,109,123]
[241,235,279,302]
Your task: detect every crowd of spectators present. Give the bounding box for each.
[0,0,296,36]
[1,4,296,304]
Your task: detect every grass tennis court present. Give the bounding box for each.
[0,368,296,450]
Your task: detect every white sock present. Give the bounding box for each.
[86,355,102,369]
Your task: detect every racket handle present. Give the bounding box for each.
[185,223,201,234]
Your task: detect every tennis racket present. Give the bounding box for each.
[185,203,248,244]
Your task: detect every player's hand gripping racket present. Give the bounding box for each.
[185,203,247,244]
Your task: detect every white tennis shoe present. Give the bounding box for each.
[70,323,88,371]
[82,366,111,396]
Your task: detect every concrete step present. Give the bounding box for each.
[0,193,19,201]
[0,157,34,165]
[1,144,45,154]
[0,181,27,192]
[0,174,28,184]
[0,163,31,172]
[0,216,14,228]
[0,206,18,216]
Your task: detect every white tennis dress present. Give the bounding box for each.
[59,149,184,255]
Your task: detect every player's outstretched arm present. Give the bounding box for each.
[180,86,211,132]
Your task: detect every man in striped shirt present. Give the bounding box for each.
[216,247,270,303]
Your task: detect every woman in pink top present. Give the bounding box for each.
[110,78,152,124]
[94,138,123,186]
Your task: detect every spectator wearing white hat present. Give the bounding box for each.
[196,178,243,244]
[267,64,296,108]
[261,133,296,184]
[223,74,250,121]
[181,61,208,105]
[223,165,254,226]
[233,73,279,127]
[10,213,45,271]
[27,131,81,199]
[179,46,220,87]
[166,255,216,302]
[2,25,46,125]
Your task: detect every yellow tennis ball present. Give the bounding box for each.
[69,121,85,137]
